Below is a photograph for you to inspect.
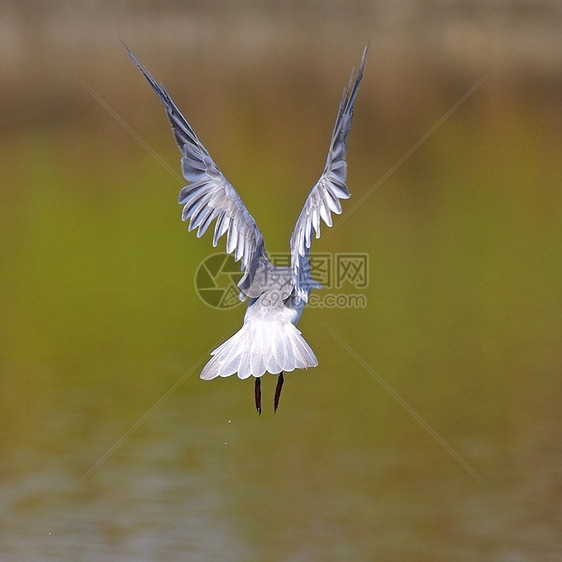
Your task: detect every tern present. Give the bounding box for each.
[128,45,368,413]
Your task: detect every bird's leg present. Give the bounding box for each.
[254,377,261,415]
[274,372,284,412]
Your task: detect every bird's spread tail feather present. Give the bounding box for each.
[200,320,318,380]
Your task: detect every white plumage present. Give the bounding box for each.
[128,45,368,411]
[201,320,318,380]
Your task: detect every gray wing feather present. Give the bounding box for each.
[290,45,368,301]
[128,49,265,287]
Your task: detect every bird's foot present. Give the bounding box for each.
[274,372,284,413]
[254,377,261,415]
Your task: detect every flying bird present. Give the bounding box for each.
[128,45,368,413]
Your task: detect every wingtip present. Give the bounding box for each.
[120,39,137,64]
[122,42,155,84]
[119,38,130,52]
[358,43,370,75]
[124,45,142,70]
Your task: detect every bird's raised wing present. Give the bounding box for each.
[289,45,368,302]
[128,49,265,288]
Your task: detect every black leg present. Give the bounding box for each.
[274,372,284,412]
[254,377,261,415]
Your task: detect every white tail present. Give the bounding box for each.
[200,319,318,380]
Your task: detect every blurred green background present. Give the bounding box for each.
[1,1,561,560]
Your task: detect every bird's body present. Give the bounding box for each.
[201,269,313,381]
[128,45,368,412]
